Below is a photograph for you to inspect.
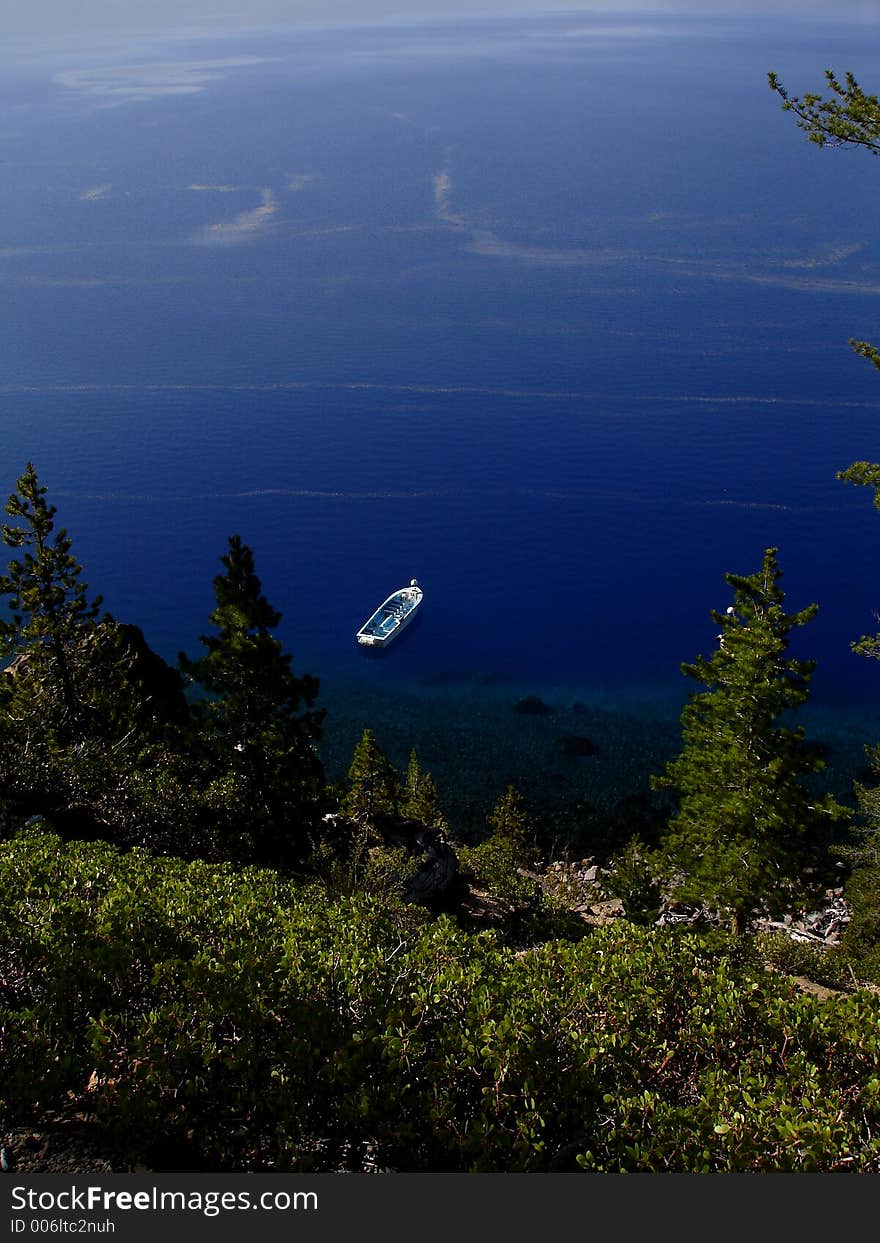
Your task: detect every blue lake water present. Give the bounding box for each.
[3,10,880,814]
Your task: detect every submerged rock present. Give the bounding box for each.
[556,734,599,758]
[513,695,553,715]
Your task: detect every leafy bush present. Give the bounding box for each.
[603,838,662,925]
[839,864,880,984]
[3,835,880,1172]
[457,838,540,912]
[754,930,858,991]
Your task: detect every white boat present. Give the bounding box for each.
[356,579,423,648]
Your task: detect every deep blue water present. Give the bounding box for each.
[3,9,880,797]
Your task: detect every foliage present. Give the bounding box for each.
[0,462,101,734]
[603,838,662,926]
[653,548,848,933]
[770,70,880,657]
[457,788,542,925]
[0,467,190,845]
[401,749,447,831]
[486,785,536,866]
[350,842,422,904]
[313,820,424,910]
[839,868,880,984]
[837,339,880,658]
[180,535,325,864]
[755,931,857,994]
[768,70,880,155]
[835,341,880,513]
[458,838,540,915]
[770,67,880,972]
[833,748,880,982]
[340,727,402,822]
[4,833,880,1172]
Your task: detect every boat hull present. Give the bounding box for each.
[356,583,423,648]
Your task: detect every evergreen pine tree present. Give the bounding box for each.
[181,535,325,862]
[603,838,662,927]
[460,785,538,911]
[835,748,880,977]
[770,67,880,967]
[837,341,880,660]
[341,728,401,822]
[769,70,880,656]
[653,547,848,933]
[401,749,447,832]
[487,785,535,867]
[0,465,188,843]
[0,462,100,735]
[768,70,880,155]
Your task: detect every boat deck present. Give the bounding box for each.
[356,581,422,646]
[362,606,403,639]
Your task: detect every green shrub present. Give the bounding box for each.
[756,931,858,991]
[4,835,880,1172]
[458,838,539,912]
[839,864,880,984]
[603,838,662,925]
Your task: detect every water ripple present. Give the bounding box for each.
[1,380,879,410]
